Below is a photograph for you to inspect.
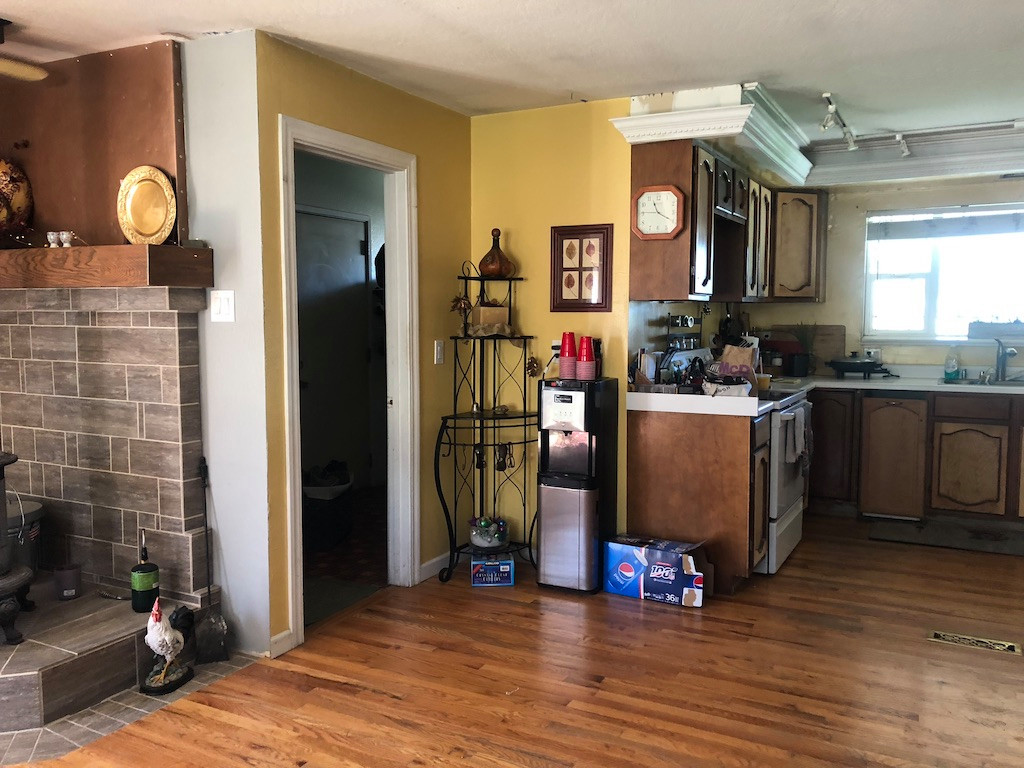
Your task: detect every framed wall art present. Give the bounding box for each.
[550,223,613,312]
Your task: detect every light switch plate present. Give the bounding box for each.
[210,290,235,323]
[434,339,444,365]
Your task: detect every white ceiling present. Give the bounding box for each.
[3,0,1024,140]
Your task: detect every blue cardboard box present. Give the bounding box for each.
[604,536,709,607]
[471,557,515,587]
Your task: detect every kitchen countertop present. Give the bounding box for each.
[808,375,1024,395]
[626,372,1024,418]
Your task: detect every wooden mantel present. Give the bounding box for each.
[0,244,213,289]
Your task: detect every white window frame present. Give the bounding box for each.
[862,203,1024,343]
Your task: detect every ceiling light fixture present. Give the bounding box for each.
[821,92,857,150]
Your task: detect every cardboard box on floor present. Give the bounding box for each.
[604,536,714,607]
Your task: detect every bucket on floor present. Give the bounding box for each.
[54,563,82,600]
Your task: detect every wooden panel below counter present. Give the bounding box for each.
[627,410,751,594]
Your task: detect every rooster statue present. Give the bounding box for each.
[141,597,193,694]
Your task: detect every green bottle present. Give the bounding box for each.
[131,529,160,613]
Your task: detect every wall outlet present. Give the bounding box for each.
[864,347,882,363]
[433,339,444,365]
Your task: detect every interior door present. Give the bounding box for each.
[295,212,374,484]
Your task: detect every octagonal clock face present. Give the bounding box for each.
[631,185,684,240]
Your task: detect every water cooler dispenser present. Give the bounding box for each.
[536,378,618,591]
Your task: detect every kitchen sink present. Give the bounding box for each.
[937,378,1024,386]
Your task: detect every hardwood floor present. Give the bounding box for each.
[27,516,1024,767]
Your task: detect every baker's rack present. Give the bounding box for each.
[433,275,537,582]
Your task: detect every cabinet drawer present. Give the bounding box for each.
[933,394,1011,421]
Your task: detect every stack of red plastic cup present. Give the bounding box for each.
[577,336,596,380]
[559,332,577,379]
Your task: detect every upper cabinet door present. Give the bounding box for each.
[773,190,826,301]
[757,185,772,298]
[743,179,761,299]
[714,159,734,217]
[628,140,695,301]
[691,147,716,297]
[733,171,749,221]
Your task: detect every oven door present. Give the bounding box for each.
[769,399,812,521]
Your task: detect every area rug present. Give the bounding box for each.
[869,519,1024,556]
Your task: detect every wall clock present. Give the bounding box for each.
[631,184,685,240]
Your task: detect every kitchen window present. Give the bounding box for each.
[864,204,1024,340]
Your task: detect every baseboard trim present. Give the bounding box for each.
[418,552,448,584]
[269,629,297,658]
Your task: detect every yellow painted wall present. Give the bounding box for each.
[255,33,471,635]
[748,175,1024,367]
[471,99,632,532]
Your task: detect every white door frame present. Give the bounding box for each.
[277,115,420,654]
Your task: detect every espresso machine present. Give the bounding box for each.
[536,378,618,591]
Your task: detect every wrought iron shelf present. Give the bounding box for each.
[435,276,537,583]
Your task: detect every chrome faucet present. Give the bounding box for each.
[995,339,1018,382]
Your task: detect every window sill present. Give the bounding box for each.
[860,337,1010,347]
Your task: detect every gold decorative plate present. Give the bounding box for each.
[117,165,176,245]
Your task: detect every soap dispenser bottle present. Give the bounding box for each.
[944,347,961,382]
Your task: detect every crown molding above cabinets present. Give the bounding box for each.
[805,121,1024,186]
[611,83,811,187]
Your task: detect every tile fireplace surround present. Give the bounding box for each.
[0,287,209,606]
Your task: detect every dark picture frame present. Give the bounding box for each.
[550,223,613,312]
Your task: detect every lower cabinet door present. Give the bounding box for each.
[931,422,1008,515]
[859,397,927,519]
[751,443,770,568]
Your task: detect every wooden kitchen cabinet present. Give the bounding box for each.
[627,410,752,594]
[691,146,716,297]
[743,179,772,300]
[750,416,770,570]
[931,422,1009,515]
[715,159,748,222]
[773,190,826,301]
[859,396,927,518]
[808,389,859,501]
[628,140,695,300]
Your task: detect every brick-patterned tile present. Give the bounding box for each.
[1,392,43,427]
[25,288,71,310]
[110,437,129,473]
[35,430,67,464]
[126,366,162,403]
[78,327,178,366]
[70,288,118,311]
[10,325,31,358]
[10,425,35,460]
[0,289,28,311]
[0,359,20,391]
[77,363,128,400]
[64,311,93,327]
[42,463,62,497]
[24,360,55,394]
[30,326,77,361]
[62,467,159,514]
[32,310,67,326]
[129,440,182,480]
[52,362,78,396]
[130,312,150,328]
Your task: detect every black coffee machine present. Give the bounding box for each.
[536,378,617,591]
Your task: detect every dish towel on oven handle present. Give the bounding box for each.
[785,406,806,464]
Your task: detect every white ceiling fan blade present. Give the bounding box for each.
[0,56,47,81]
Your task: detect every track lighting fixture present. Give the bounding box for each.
[820,92,858,150]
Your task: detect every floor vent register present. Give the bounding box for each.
[928,630,1021,655]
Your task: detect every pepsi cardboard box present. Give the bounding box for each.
[471,557,515,587]
[603,536,710,607]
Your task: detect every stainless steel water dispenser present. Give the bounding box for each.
[537,378,617,591]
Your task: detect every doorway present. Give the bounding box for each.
[278,116,420,654]
[293,152,389,624]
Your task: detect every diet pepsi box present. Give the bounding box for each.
[603,536,708,608]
